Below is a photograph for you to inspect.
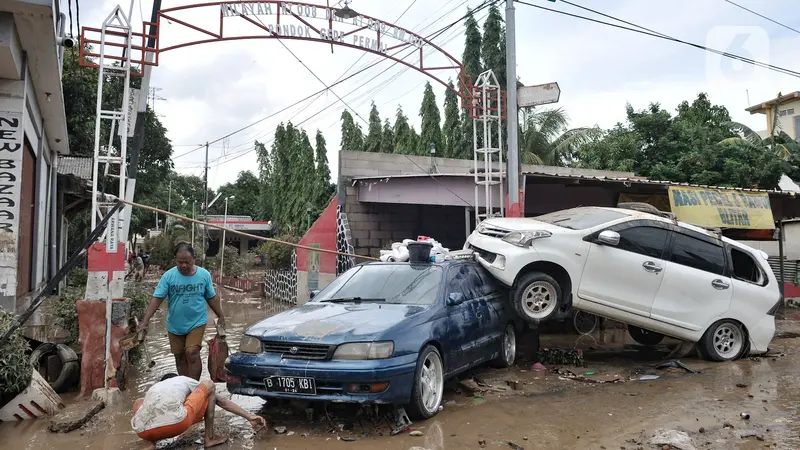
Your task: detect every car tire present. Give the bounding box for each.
[698,319,747,362]
[490,323,517,368]
[407,345,444,420]
[572,311,599,335]
[628,325,665,346]
[512,272,562,324]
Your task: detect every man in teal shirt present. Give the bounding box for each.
[138,242,225,380]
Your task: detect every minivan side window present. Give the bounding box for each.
[731,248,762,284]
[670,233,726,275]
[616,226,670,259]
[446,264,483,301]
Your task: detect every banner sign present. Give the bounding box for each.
[668,186,775,230]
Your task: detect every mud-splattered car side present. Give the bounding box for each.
[225,260,516,419]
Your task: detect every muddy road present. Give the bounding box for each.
[2,293,800,450]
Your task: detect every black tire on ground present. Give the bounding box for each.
[628,325,666,346]
[406,345,444,420]
[490,323,517,368]
[511,272,563,324]
[697,319,747,362]
[30,343,80,393]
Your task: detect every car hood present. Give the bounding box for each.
[482,217,568,233]
[245,302,429,343]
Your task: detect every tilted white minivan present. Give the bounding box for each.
[466,206,782,361]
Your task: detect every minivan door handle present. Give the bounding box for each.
[711,279,730,290]
[642,261,663,273]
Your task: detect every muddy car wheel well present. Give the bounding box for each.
[421,339,445,371]
[513,261,572,302]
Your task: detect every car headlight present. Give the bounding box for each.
[238,335,262,354]
[333,342,394,360]
[502,230,552,247]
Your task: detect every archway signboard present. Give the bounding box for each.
[80,1,466,96]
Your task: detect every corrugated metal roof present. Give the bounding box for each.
[57,156,92,182]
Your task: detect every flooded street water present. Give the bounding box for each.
[3,292,800,449]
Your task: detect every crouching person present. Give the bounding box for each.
[132,373,266,449]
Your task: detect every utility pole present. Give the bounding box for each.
[505,0,521,216]
[191,200,196,249]
[148,86,166,112]
[167,179,173,212]
[202,142,209,263]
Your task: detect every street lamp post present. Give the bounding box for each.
[220,195,235,281]
[191,200,196,248]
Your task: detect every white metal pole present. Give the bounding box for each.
[167,180,173,212]
[220,197,229,279]
[191,201,196,248]
[505,0,520,209]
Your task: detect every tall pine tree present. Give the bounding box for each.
[340,110,364,152]
[254,140,273,220]
[419,81,443,156]
[393,106,413,155]
[364,102,383,153]
[481,4,506,89]
[460,8,483,159]
[380,119,394,153]
[443,80,462,158]
[269,124,291,230]
[296,129,318,230]
[314,130,334,209]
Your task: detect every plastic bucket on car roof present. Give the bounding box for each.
[407,241,433,263]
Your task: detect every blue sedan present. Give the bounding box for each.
[225,259,518,419]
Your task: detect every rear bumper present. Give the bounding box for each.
[747,315,776,354]
[225,352,418,404]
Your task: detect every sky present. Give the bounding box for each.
[68,0,800,189]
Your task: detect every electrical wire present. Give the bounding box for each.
[721,0,800,35]
[515,0,800,78]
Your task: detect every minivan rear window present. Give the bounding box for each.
[670,233,726,275]
[731,248,762,284]
[534,207,628,230]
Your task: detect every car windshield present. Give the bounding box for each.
[534,207,628,230]
[313,264,443,305]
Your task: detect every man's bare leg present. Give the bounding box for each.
[201,380,228,448]
[174,353,189,377]
[185,347,202,381]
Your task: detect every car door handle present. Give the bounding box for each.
[711,279,730,290]
[642,261,663,273]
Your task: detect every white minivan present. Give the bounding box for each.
[466,206,782,361]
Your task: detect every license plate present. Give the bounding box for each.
[264,376,316,395]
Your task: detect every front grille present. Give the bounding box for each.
[261,341,333,360]
[470,245,497,264]
[478,224,511,238]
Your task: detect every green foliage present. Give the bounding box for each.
[481,4,506,89]
[460,8,483,158]
[209,171,262,219]
[393,106,414,155]
[256,235,299,270]
[0,310,32,399]
[314,131,335,209]
[364,102,383,153]
[521,108,603,166]
[144,228,190,270]
[53,286,82,345]
[255,140,273,221]
[380,119,395,154]
[537,347,586,367]
[340,110,364,152]
[443,80,462,158]
[419,82,443,156]
[205,246,257,278]
[67,268,88,288]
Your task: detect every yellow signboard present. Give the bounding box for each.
[668,186,775,230]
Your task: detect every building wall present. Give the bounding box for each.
[742,221,800,260]
[774,99,800,141]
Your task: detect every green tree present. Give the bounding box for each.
[254,140,273,220]
[364,102,383,153]
[393,106,413,155]
[209,171,262,219]
[520,108,603,166]
[419,81,443,156]
[481,4,506,89]
[442,80,462,158]
[340,110,364,152]
[314,130,335,210]
[460,8,483,159]
[380,119,394,153]
[269,123,291,231]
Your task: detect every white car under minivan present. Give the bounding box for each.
[466,205,782,361]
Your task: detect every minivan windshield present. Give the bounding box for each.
[312,264,443,305]
[535,207,628,230]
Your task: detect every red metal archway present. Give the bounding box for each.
[79,1,482,102]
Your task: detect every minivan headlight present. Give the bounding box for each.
[239,335,262,354]
[502,230,552,247]
[333,342,394,360]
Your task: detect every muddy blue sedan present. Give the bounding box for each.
[225,259,517,419]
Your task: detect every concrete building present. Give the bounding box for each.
[746,91,800,141]
[0,0,72,313]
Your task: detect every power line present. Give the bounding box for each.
[721,0,800,35]
[515,0,800,79]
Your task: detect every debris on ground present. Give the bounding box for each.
[47,400,105,433]
[274,426,287,434]
[531,362,547,371]
[655,360,700,374]
[536,348,586,367]
[554,368,624,384]
[507,441,525,450]
[647,429,696,450]
[409,430,424,436]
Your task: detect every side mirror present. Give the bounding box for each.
[309,289,320,299]
[597,230,620,246]
[447,292,465,306]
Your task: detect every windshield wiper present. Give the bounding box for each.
[321,297,386,303]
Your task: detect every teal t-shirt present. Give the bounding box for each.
[153,266,216,335]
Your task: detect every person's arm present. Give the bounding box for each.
[215,395,266,429]
[204,271,225,328]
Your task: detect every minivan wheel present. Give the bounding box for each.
[407,345,444,420]
[628,325,665,346]
[490,323,517,368]
[698,320,746,362]
[512,272,562,324]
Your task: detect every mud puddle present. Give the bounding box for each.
[3,293,800,450]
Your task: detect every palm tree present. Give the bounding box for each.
[519,108,603,166]
[722,121,799,160]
